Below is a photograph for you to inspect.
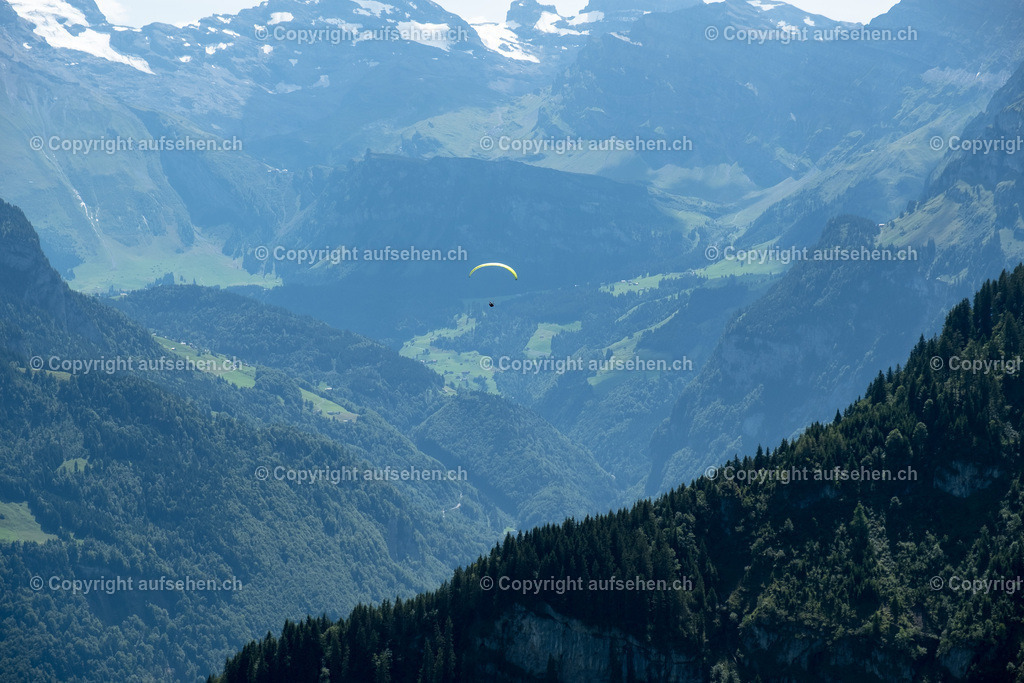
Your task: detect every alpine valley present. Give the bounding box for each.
[0,0,1022,680]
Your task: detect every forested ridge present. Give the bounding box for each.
[212,267,1024,681]
[0,199,508,680]
[110,286,443,432]
[111,285,618,527]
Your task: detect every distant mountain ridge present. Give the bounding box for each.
[3,0,1019,293]
[645,56,1024,493]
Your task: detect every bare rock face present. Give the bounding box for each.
[474,603,701,682]
[934,461,1001,498]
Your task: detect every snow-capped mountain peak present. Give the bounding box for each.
[8,0,153,73]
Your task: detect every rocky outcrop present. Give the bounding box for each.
[474,603,701,682]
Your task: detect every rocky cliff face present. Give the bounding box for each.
[474,604,701,682]
[929,60,1024,202]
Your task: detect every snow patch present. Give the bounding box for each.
[609,32,641,46]
[534,11,585,36]
[748,0,782,9]
[471,22,538,62]
[205,42,232,54]
[178,55,191,62]
[261,44,274,54]
[567,11,603,26]
[352,0,396,18]
[324,17,363,31]
[803,17,815,26]
[9,0,153,74]
[396,21,454,51]
[268,12,294,25]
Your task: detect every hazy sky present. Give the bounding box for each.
[94,0,900,28]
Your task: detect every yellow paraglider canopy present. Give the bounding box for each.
[468,262,518,280]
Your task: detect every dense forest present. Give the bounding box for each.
[211,266,1024,681]
[0,199,510,680]
[111,285,618,527]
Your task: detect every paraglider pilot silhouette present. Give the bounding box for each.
[469,263,517,309]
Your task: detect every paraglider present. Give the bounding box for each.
[469,262,518,280]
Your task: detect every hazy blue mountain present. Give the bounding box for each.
[533,0,1022,215]
[211,263,1024,682]
[244,153,691,341]
[0,0,543,288]
[646,58,1024,492]
[647,215,947,492]
[4,0,1016,299]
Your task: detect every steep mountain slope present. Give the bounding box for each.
[111,284,445,432]
[412,393,614,527]
[0,198,517,681]
[532,0,1022,220]
[212,264,1024,682]
[647,59,1024,492]
[647,215,946,492]
[111,284,618,526]
[246,153,693,341]
[888,58,1024,274]
[0,0,542,287]
[731,0,1024,248]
